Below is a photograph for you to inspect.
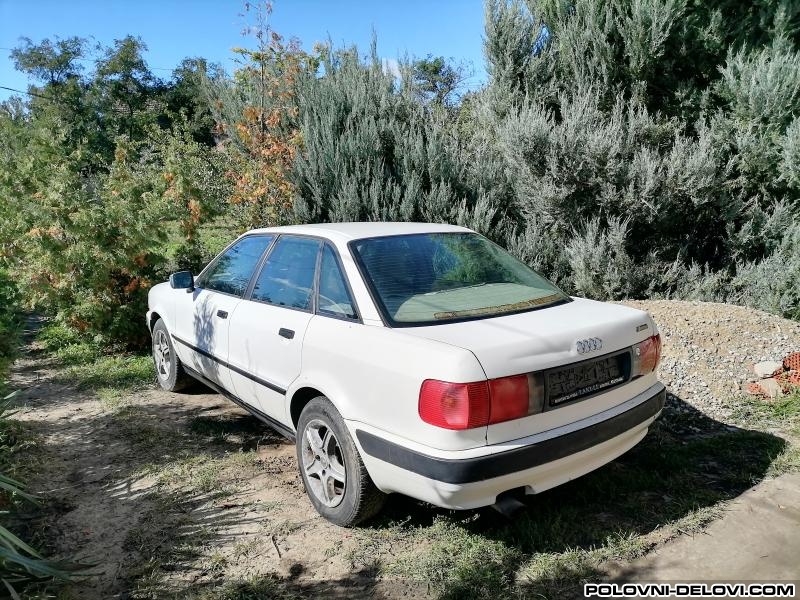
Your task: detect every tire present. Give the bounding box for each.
[151,319,193,392]
[296,397,386,527]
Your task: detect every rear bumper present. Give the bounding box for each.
[353,383,665,509]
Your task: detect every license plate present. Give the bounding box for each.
[546,353,627,406]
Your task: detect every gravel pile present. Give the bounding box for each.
[622,300,800,419]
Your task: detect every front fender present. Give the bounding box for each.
[147,281,176,334]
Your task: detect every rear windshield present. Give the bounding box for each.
[351,232,569,326]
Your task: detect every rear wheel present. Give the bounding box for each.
[297,397,386,527]
[151,319,192,392]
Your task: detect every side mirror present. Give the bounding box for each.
[169,270,194,291]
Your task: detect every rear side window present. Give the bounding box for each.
[252,236,321,310]
[199,235,274,297]
[317,245,357,320]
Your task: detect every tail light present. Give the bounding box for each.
[632,334,661,377]
[419,374,544,430]
[418,380,489,430]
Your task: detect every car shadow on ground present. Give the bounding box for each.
[359,391,788,598]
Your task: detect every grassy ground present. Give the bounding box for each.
[15,320,800,599]
[1,317,102,597]
[730,391,800,474]
[0,396,39,489]
[348,392,800,598]
[38,322,155,395]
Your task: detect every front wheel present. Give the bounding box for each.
[151,319,192,392]
[297,397,386,527]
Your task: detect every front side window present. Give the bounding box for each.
[317,245,357,320]
[351,232,569,325]
[199,235,274,297]
[252,236,321,310]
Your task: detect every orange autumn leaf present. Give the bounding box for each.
[123,278,140,294]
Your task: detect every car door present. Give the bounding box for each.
[172,234,275,391]
[227,235,322,421]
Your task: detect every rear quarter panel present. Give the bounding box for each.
[293,316,488,451]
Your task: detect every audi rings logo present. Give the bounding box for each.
[576,337,603,354]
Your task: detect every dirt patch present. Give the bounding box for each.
[10,338,384,598]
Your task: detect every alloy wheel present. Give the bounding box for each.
[301,419,347,507]
[153,329,171,380]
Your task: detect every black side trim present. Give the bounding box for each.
[172,334,287,395]
[356,387,666,484]
[183,364,296,441]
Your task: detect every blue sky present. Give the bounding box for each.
[0,0,487,100]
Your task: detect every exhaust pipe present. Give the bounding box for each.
[492,488,527,518]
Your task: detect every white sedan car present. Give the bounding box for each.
[147,222,664,526]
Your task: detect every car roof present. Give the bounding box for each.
[245,222,473,243]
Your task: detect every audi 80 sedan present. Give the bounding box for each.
[147,222,665,526]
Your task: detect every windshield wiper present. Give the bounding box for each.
[425,281,487,295]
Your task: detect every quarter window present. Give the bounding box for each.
[317,245,357,320]
[252,236,321,310]
[199,235,274,297]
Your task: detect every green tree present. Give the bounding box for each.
[411,55,473,107]
[164,58,220,145]
[10,36,85,87]
[292,40,503,236]
[1,35,221,347]
[94,36,161,142]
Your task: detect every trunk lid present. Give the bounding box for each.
[399,297,657,444]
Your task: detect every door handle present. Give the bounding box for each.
[278,328,295,339]
[216,310,228,319]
